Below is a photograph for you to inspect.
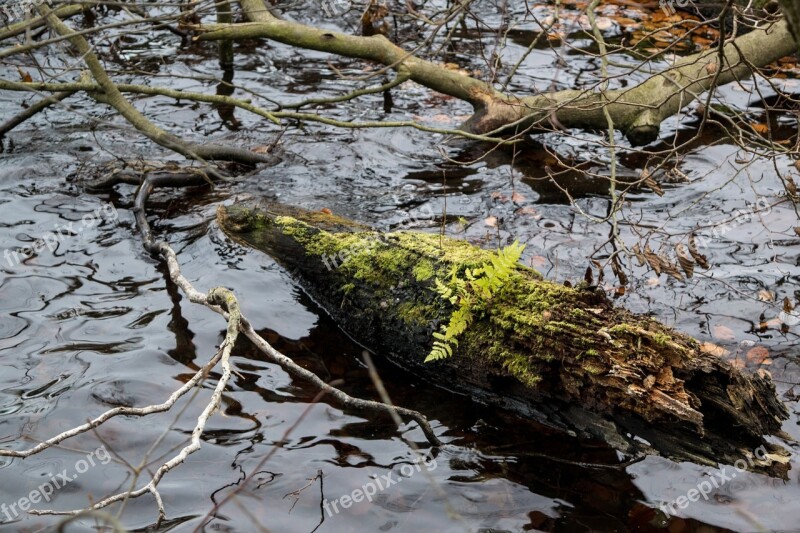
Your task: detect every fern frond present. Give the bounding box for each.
[425,241,526,363]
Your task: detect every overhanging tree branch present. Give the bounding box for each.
[196,2,796,145]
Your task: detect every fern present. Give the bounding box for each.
[424,241,525,363]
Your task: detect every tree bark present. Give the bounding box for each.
[779,0,800,50]
[217,201,791,475]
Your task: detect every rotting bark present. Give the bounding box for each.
[217,200,792,476]
[194,0,797,145]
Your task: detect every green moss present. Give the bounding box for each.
[396,301,438,326]
[413,259,435,281]
[221,207,590,389]
[583,362,606,375]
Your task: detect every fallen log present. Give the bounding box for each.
[217,200,791,475]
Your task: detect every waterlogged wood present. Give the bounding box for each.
[217,201,791,475]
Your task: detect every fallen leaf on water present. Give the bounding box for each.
[746,346,772,366]
[484,216,498,227]
[764,317,783,328]
[529,255,547,268]
[786,176,798,196]
[700,342,730,357]
[17,67,32,83]
[511,191,526,203]
[430,114,453,123]
[757,290,775,302]
[516,206,540,218]
[712,324,736,341]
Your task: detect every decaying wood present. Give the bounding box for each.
[217,200,792,476]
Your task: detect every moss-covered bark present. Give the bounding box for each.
[218,201,790,474]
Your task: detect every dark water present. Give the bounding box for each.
[1,1,800,531]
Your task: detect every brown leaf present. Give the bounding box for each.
[516,206,540,218]
[429,114,453,123]
[688,233,710,269]
[785,175,798,197]
[675,243,695,278]
[484,216,498,227]
[632,244,646,267]
[783,296,794,313]
[529,255,547,268]
[700,342,730,357]
[584,266,593,286]
[641,168,663,196]
[712,324,736,341]
[794,227,800,237]
[765,317,783,328]
[746,346,772,366]
[320,208,333,215]
[511,191,526,203]
[662,261,684,282]
[758,290,775,302]
[17,67,32,83]
[611,255,628,285]
[361,1,390,36]
[643,244,662,275]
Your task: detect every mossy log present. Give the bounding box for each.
[217,200,791,475]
